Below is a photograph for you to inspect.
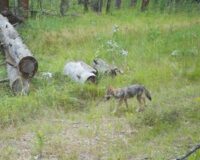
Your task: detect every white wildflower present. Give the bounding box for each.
[121,49,128,56]
[112,24,119,33]
[42,72,53,79]
[171,50,179,56]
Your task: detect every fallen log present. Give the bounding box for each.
[0,49,29,94]
[3,45,30,95]
[1,10,24,25]
[7,63,29,95]
[63,61,97,84]
[92,58,122,77]
[0,14,38,79]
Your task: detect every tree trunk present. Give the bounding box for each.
[130,0,137,7]
[78,0,83,4]
[17,0,29,18]
[106,0,112,13]
[91,0,103,13]
[98,0,103,12]
[83,0,89,11]
[37,0,43,11]
[115,0,121,9]
[0,14,38,79]
[0,0,9,12]
[60,0,69,16]
[141,0,150,11]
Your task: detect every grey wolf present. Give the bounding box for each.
[104,84,152,112]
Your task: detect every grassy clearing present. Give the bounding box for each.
[0,9,200,159]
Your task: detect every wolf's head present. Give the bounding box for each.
[104,86,115,100]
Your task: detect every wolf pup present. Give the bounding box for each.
[104,84,152,112]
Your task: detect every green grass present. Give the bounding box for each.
[0,9,200,159]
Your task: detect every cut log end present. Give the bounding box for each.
[87,75,96,83]
[11,77,29,95]
[19,56,38,79]
[12,78,23,93]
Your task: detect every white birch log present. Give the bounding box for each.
[0,14,38,79]
[93,58,122,76]
[7,63,29,95]
[63,61,97,84]
[4,48,29,95]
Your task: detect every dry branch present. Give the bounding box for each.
[176,144,200,160]
[0,78,9,83]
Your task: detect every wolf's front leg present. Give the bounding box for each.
[113,99,123,113]
[124,99,128,109]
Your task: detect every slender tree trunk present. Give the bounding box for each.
[0,0,9,12]
[130,0,137,7]
[106,0,111,13]
[115,0,121,9]
[99,0,103,12]
[98,0,103,13]
[18,0,29,18]
[83,0,89,11]
[60,0,69,16]
[37,0,43,11]
[78,0,83,4]
[141,0,150,11]
[0,0,23,24]
[91,0,103,13]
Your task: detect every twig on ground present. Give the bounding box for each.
[0,78,9,83]
[176,144,200,160]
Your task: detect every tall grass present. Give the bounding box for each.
[1,10,199,127]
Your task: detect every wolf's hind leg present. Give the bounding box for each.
[124,99,128,109]
[137,95,144,112]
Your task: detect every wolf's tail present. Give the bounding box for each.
[144,87,152,101]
